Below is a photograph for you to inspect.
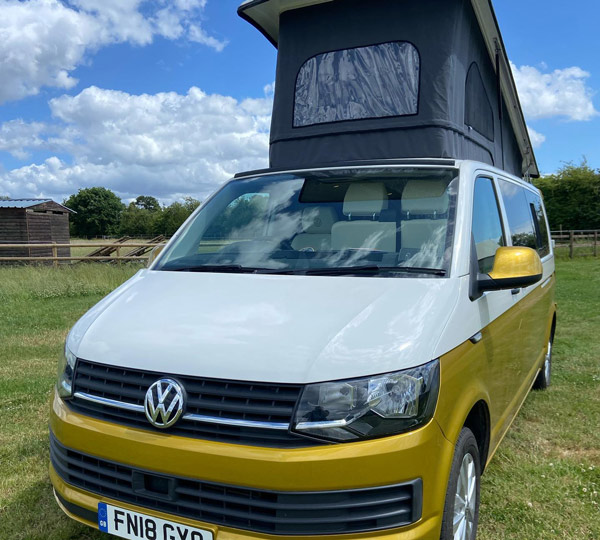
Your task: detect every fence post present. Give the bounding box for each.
[594,231,598,258]
[52,244,58,268]
[569,231,575,259]
[116,246,121,266]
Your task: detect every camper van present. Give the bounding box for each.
[50,2,556,540]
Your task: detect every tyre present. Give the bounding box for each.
[533,336,553,390]
[440,428,481,540]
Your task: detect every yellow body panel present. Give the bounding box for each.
[50,390,453,539]
[436,274,556,464]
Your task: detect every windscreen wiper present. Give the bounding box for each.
[166,264,256,273]
[302,265,447,276]
[164,264,295,274]
[164,264,445,276]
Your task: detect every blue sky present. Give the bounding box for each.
[0,0,598,202]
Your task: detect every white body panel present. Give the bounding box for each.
[67,160,555,384]
[73,269,460,383]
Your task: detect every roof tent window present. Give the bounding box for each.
[465,63,494,141]
[294,41,420,127]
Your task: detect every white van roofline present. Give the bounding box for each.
[233,158,538,191]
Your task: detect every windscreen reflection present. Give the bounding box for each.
[156,168,458,277]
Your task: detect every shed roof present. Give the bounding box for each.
[238,0,538,178]
[0,198,74,212]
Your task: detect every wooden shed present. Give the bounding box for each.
[0,199,73,261]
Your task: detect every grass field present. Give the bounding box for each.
[0,260,598,540]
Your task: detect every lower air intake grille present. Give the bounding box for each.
[50,433,422,535]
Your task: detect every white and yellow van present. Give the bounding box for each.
[51,159,555,540]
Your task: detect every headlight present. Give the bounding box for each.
[292,360,440,442]
[57,344,77,399]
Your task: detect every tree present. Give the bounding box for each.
[118,203,156,236]
[153,197,201,236]
[534,161,600,231]
[134,195,161,212]
[64,187,125,237]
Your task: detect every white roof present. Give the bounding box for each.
[238,0,539,178]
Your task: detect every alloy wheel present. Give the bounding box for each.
[453,453,477,540]
[544,340,552,382]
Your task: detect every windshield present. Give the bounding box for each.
[156,168,458,277]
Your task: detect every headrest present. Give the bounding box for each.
[401,180,449,215]
[343,182,388,217]
[301,207,337,233]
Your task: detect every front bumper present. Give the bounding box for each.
[50,389,453,539]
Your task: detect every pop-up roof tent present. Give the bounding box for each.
[238,0,539,179]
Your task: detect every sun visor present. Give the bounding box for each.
[239,0,538,179]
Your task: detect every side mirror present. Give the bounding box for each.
[147,244,165,268]
[476,246,543,295]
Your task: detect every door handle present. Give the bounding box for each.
[511,288,521,295]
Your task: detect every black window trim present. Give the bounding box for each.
[292,40,422,129]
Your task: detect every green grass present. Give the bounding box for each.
[478,259,600,540]
[0,264,143,540]
[0,260,598,539]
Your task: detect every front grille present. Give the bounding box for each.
[50,433,422,535]
[69,360,319,448]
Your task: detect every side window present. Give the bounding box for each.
[465,63,494,141]
[525,190,551,257]
[472,177,505,273]
[498,180,537,250]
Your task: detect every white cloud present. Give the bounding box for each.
[0,120,48,159]
[0,86,272,201]
[527,127,546,150]
[511,62,598,122]
[0,0,226,104]
[189,24,228,52]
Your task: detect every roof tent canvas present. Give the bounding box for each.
[239,0,538,178]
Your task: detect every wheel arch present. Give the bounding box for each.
[463,400,491,472]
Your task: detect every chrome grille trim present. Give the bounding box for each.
[73,391,291,430]
[183,413,290,430]
[73,392,145,413]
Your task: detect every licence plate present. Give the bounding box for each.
[98,503,214,540]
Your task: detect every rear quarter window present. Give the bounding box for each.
[525,190,551,258]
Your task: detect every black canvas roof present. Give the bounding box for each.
[239,0,538,178]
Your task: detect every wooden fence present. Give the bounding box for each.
[551,230,599,258]
[0,232,597,265]
[0,242,164,267]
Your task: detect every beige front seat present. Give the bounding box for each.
[291,207,337,251]
[400,180,449,251]
[331,183,396,252]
